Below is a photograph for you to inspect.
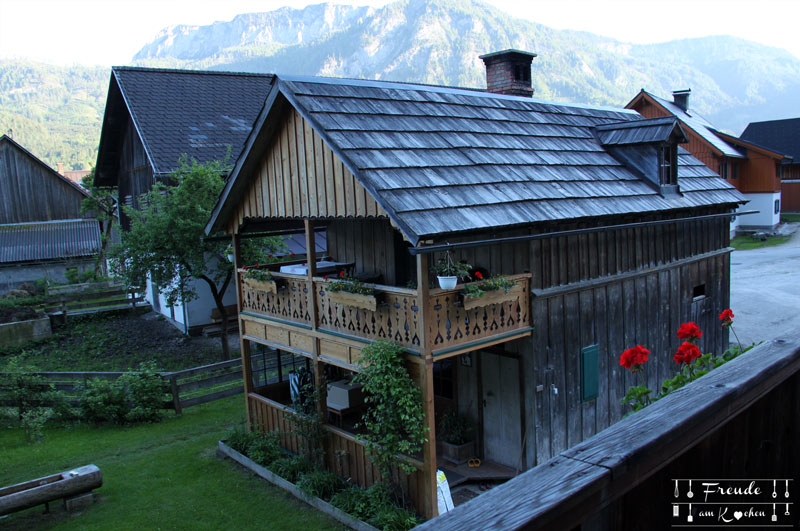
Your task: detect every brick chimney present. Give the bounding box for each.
[672,89,691,112]
[57,163,64,175]
[480,49,537,97]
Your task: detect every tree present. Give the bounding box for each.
[80,170,116,277]
[110,157,283,360]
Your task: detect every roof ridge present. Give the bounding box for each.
[113,65,275,78]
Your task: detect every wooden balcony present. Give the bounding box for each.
[238,270,532,363]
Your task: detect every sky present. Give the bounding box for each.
[1,0,799,66]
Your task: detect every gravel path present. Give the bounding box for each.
[730,223,800,346]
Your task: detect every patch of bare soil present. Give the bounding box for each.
[0,309,237,372]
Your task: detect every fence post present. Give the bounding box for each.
[169,375,182,414]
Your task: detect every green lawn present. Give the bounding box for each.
[781,213,800,223]
[0,396,344,530]
[730,234,791,250]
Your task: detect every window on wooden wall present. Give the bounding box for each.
[660,145,678,186]
[730,162,739,179]
[433,358,455,399]
[718,160,729,180]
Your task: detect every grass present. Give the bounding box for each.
[781,213,800,223]
[0,396,346,530]
[730,234,791,250]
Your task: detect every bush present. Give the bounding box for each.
[65,268,80,284]
[21,408,51,443]
[372,504,421,531]
[119,362,166,423]
[269,455,314,483]
[297,469,343,500]
[1,356,51,419]
[330,486,372,520]
[225,424,258,455]
[80,378,128,424]
[247,431,282,467]
[330,483,419,531]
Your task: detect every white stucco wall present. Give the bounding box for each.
[736,192,781,231]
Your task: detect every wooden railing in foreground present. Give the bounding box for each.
[418,333,800,530]
[247,392,426,514]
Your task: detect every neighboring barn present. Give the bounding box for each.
[0,135,100,290]
[627,90,789,232]
[206,51,744,517]
[740,117,800,212]
[93,67,277,333]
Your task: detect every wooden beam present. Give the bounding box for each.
[416,252,438,519]
[305,220,327,426]
[233,234,255,428]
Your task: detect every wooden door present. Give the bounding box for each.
[481,352,521,468]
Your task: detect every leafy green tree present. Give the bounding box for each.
[80,170,117,277]
[110,157,283,360]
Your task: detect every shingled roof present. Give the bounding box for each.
[740,117,800,163]
[209,76,743,245]
[627,90,744,159]
[95,67,275,185]
[0,219,101,264]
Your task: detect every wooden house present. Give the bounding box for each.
[740,117,800,212]
[205,51,744,518]
[93,67,275,333]
[627,90,790,233]
[0,135,100,290]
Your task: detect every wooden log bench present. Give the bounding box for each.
[0,464,102,516]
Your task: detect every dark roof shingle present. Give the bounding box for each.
[740,117,800,162]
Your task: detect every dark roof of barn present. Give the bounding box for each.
[209,76,744,245]
[0,219,101,264]
[740,117,800,163]
[95,67,275,185]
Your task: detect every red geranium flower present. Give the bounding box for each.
[673,341,701,365]
[242,265,249,270]
[290,252,296,256]
[475,271,483,280]
[620,345,650,371]
[267,254,272,258]
[339,270,346,277]
[677,322,703,341]
[323,275,329,280]
[719,309,734,326]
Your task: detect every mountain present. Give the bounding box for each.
[3,0,799,170]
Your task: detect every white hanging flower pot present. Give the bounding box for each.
[437,275,458,290]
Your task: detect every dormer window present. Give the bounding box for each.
[660,144,678,186]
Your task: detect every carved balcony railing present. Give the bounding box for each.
[238,270,531,357]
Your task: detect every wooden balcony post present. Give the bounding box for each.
[233,234,254,428]
[305,220,327,424]
[416,252,438,519]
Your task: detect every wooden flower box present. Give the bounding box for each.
[243,278,278,294]
[440,440,476,465]
[327,290,377,312]
[462,283,524,311]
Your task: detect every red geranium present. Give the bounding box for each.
[475,271,483,280]
[242,265,249,270]
[673,341,701,365]
[719,309,734,326]
[339,270,346,277]
[677,322,703,342]
[323,275,329,280]
[267,254,272,258]
[290,252,296,257]
[620,345,650,371]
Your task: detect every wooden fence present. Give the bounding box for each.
[43,286,143,316]
[0,359,244,413]
[418,333,800,530]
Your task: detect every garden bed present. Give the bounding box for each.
[218,441,377,531]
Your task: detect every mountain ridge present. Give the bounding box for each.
[2,0,798,170]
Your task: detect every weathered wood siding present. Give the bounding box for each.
[0,138,90,224]
[737,149,782,193]
[782,180,800,212]
[116,119,153,230]
[326,218,406,285]
[230,108,385,232]
[448,214,731,468]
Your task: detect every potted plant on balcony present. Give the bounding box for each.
[439,409,476,465]
[325,271,377,311]
[462,273,521,310]
[432,251,472,290]
[242,267,277,294]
